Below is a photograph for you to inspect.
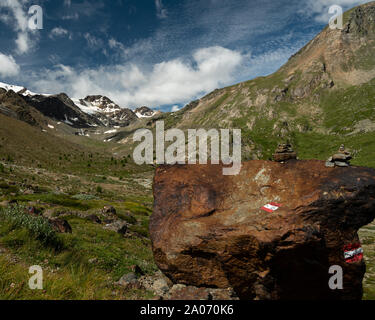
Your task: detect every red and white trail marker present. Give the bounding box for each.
[261,202,282,213]
[343,243,363,263]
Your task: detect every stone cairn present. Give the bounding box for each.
[272,143,297,162]
[325,144,352,167]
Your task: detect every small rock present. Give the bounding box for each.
[103,220,127,235]
[208,288,239,300]
[102,205,116,215]
[170,286,211,300]
[273,152,297,162]
[139,271,173,297]
[49,218,72,233]
[116,272,142,289]
[332,153,352,161]
[325,161,335,168]
[86,214,102,224]
[117,273,137,285]
[88,258,98,264]
[335,161,349,167]
[169,284,186,296]
[152,279,170,296]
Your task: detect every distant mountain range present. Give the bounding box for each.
[0,81,159,131]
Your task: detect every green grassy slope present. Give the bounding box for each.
[153,2,375,167]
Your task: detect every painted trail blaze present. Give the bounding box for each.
[261,202,282,213]
[343,243,363,263]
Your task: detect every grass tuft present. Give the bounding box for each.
[0,204,60,248]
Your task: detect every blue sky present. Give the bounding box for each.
[0,0,371,111]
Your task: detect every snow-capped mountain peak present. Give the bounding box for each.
[0,81,40,97]
[134,106,156,118]
[0,81,161,129]
[0,81,54,97]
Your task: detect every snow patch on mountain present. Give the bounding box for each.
[0,81,161,129]
[135,106,156,118]
[0,81,50,96]
[104,129,117,134]
[71,98,101,115]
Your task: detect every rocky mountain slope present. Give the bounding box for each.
[0,82,157,130]
[152,2,375,167]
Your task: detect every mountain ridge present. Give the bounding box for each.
[0,82,159,132]
[149,1,375,167]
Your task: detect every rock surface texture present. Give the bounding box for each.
[150,160,375,300]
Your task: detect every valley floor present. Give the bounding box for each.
[0,153,374,300]
[0,138,158,299]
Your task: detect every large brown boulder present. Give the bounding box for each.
[150,160,375,300]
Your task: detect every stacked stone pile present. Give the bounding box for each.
[272,143,297,162]
[326,144,352,167]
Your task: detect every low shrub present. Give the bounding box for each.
[72,194,98,201]
[0,204,60,248]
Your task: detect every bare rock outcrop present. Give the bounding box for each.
[150,160,375,300]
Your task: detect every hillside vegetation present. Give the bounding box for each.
[1,2,375,300]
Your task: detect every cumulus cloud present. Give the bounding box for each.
[0,53,20,77]
[49,27,70,39]
[171,105,180,112]
[155,0,167,19]
[28,46,243,108]
[108,38,125,50]
[84,33,103,49]
[62,13,79,20]
[0,0,39,54]
[305,0,372,23]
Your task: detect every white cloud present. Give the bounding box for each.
[155,0,167,19]
[28,46,243,108]
[49,27,69,39]
[0,0,38,54]
[171,105,180,112]
[109,38,125,50]
[0,53,20,77]
[305,0,372,23]
[62,13,79,20]
[84,33,103,48]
